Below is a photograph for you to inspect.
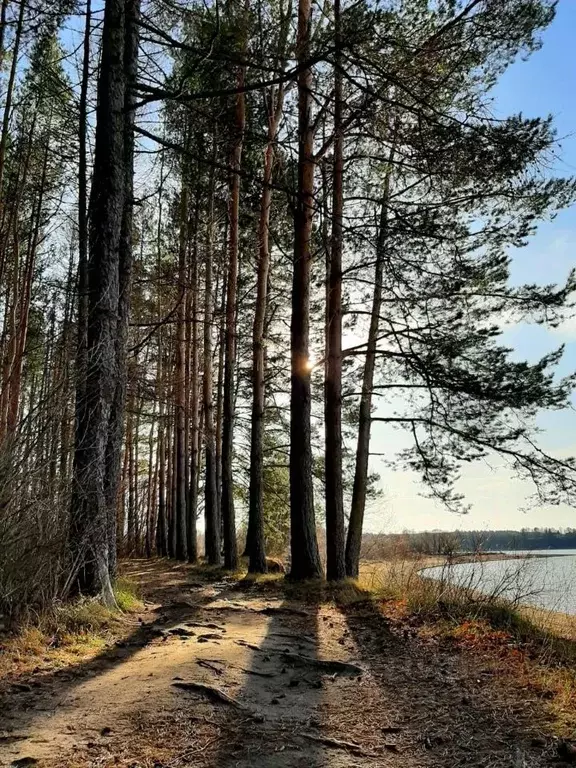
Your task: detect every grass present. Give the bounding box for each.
[0,574,144,682]
[3,555,576,736]
[355,557,576,735]
[114,575,144,612]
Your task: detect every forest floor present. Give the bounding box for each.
[0,559,573,767]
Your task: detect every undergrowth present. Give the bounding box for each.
[0,575,143,679]
[355,558,576,735]
[243,557,576,735]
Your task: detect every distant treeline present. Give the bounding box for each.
[361,529,576,559]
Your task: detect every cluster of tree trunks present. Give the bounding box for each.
[1,0,575,613]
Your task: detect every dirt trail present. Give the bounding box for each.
[0,561,557,767]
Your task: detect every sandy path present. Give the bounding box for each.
[0,561,556,767]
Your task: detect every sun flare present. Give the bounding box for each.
[304,354,316,372]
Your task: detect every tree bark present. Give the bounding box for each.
[289,0,322,580]
[104,0,140,580]
[0,0,25,196]
[187,194,200,562]
[174,183,189,560]
[155,152,168,557]
[0,0,10,72]
[324,0,346,581]
[221,52,246,570]
[215,258,226,533]
[247,82,286,572]
[73,0,91,514]
[69,0,127,605]
[156,344,168,556]
[6,131,50,437]
[203,141,220,565]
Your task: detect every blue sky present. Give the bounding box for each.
[498,0,576,453]
[370,2,576,533]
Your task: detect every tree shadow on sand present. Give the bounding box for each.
[0,561,242,757]
[179,584,329,768]
[336,589,559,767]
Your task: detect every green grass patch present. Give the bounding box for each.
[114,575,144,612]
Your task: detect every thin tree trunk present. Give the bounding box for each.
[155,151,168,557]
[187,195,200,562]
[247,82,286,572]
[289,0,322,580]
[126,404,135,552]
[169,405,177,557]
[148,405,159,557]
[6,132,50,436]
[156,345,168,556]
[0,219,20,439]
[215,260,225,527]
[345,164,393,578]
[0,0,25,195]
[174,183,188,560]
[73,0,91,490]
[324,0,345,581]
[145,403,155,557]
[134,396,141,552]
[118,417,129,552]
[203,139,220,565]
[221,28,247,570]
[166,401,175,557]
[0,0,10,72]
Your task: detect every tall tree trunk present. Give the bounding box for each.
[126,403,135,552]
[289,0,322,580]
[73,0,91,524]
[215,261,225,529]
[221,103,243,569]
[147,402,158,557]
[324,0,345,581]
[167,406,175,557]
[0,0,10,72]
[0,218,20,439]
[156,344,168,556]
[118,415,129,552]
[221,11,247,569]
[69,0,127,605]
[6,134,50,436]
[0,0,25,196]
[203,143,220,564]
[104,0,140,580]
[247,83,285,573]
[58,249,76,490]
[187,196,200,562]
[345,166,392,578]
[155,153,168,557]
[174,184,188,560]
[133,395,141,552]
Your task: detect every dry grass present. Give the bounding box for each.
[0,575,143,682]
[356,557,576,735]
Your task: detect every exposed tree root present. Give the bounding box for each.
[256,606,310,617]
[185,621,226,631]
[196,660,224,675]
[270,632,315,644]
[171,681,244,708]
[302,734,372,756]
[239,667,275,678]
[235,639,260,651]
[281,652,364,676]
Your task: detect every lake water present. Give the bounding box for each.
[421,551,576,616]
